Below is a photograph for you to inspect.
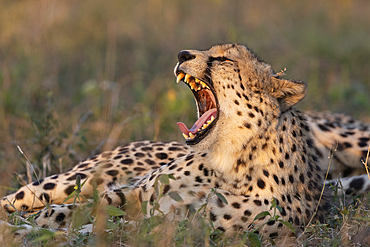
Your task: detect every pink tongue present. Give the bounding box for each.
[177,108,217,135]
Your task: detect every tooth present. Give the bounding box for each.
[197,129,201,132]
[207,120,212,124]
[195,78,200,83]
[177,73,185,83]
[189,132,195,139]
[211,116,215,121]
[182,133,188,139]
[202,124,208,129]
[197,87,201,91]
[185,74,191,83]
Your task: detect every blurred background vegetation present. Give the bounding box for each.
[1,0,370,193]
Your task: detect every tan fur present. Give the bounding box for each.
[2,44,370,240]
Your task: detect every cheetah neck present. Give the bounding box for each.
[207,109,311,186]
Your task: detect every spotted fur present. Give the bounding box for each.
[1,44,370,240]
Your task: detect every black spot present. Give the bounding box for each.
[67,173,87,181]
[184,171,190,176]
[349,177,364,191]
[56,212,66,222]
[134,167,147,171]
[294,216,300,225]
[263,170,269,177]
[244,210,252,216]
[285,153,290,160]
[145,159,155,165]
[40,193,50,203]
[287,195,292,203]
[253,200,262,206]
[195,176,203,183]
[267,220,276,226]
[306,139,314,148]
[155,153,168,160]
[217,227,225,232]
[169,164,178,170]
[78,163,89,168]
[103,163,113,168]
[279,161,284,168]
[64,185,75,195]
[163,185,171,194]
[186,160,194,166]
[32,179,44,186]
[15,191,25,200]
[257,179,266,189]
[244,122,251,129]
[106,170,119,176]
[210,211,217,221]
[299,174,305,183]
[289,175,294,183]
[318,124,330,132]
[232,202,241,209]
[269,232,278,238]
[358,138,369,147]
[43,183,56,190]
[121,159,133,165]
[185,155,194,161]
[203,168,209,176]
[223,214,232,220]
[292,130,297,137]
[281,207,287,216]
[249,112,255,118]
[273,175,279,184]
[168,147,182,151]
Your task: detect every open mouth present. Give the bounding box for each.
[175,72,219,145]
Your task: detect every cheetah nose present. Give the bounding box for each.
[178,50,195,63]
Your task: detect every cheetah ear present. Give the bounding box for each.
[270,77,307,111]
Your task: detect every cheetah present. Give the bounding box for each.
[1,44,370,240]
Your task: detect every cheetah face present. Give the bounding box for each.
[174,44,307,152]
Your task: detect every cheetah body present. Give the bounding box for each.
[2,44,370,239]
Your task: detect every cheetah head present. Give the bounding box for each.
[174,44,307,164]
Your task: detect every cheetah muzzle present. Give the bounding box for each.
[175,51,219,145]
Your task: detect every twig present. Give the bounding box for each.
[360,144,370,182]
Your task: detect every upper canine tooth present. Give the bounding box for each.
[185,74,191,83]
[182,133,189,139]
[211,116,215,121]
[189,132,195,139]
[177,73,185,83]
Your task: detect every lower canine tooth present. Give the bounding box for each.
[182,133,189,139]
[189,132,195,139]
